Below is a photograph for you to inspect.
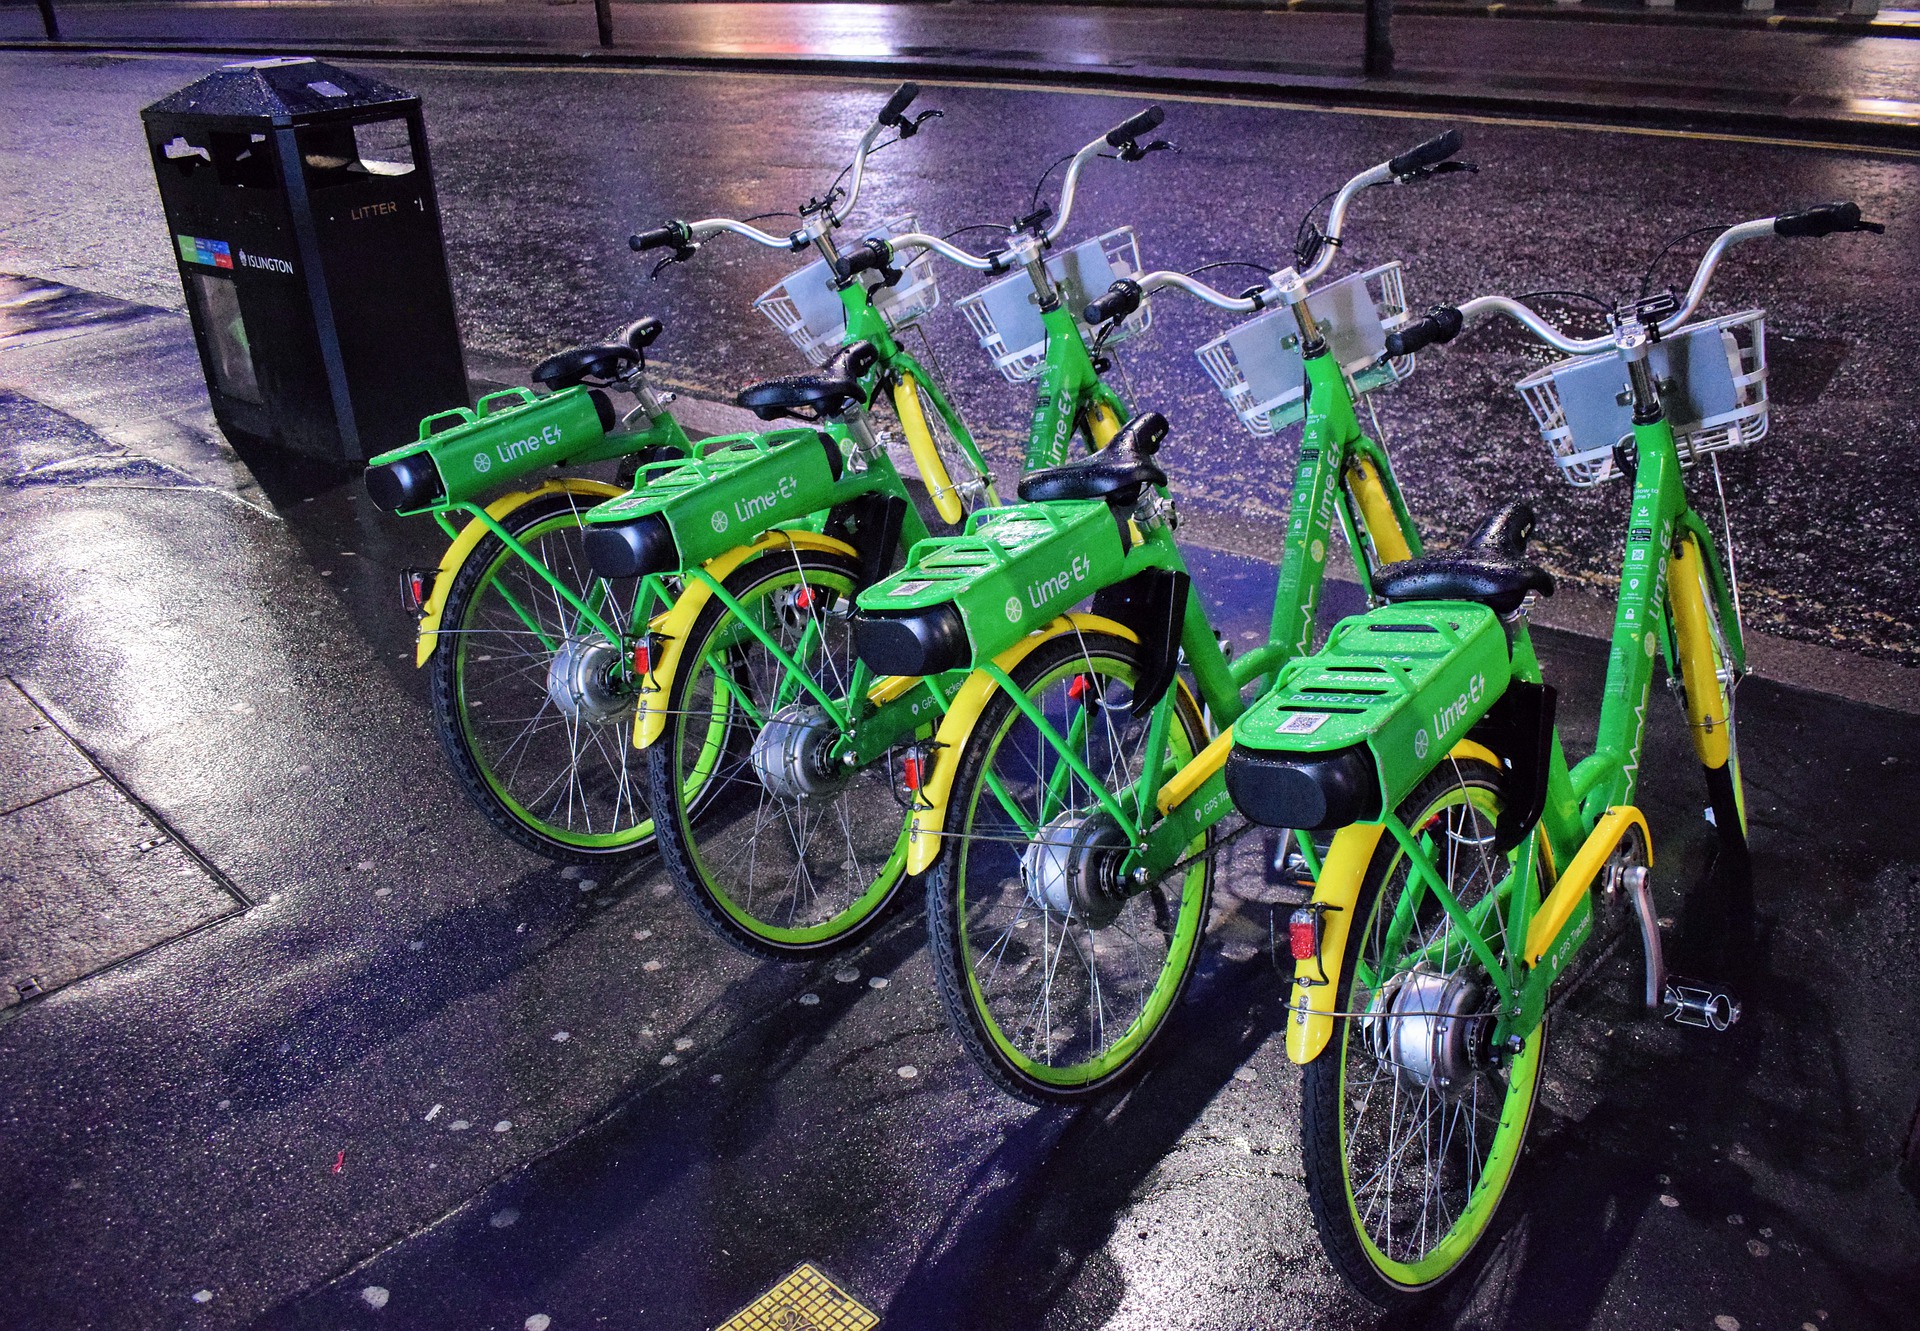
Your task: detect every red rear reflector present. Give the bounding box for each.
[1289,908,1320,961]
[633,641,651,674]
[902,754,924,791]
[401,569,430,612]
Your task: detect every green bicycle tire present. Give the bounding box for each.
[645,546,912,960]
[925,630,1213,1105]
[428,492,660,863]
[1301,756,1544,1306]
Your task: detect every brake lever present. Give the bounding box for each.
[894,109,943,139]
[1394,160,1479,184]
[1106,138,1174,164]
[648,243,698,280]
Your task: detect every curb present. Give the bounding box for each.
[4,37,1917,153]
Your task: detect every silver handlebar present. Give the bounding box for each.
[882,231,998,272]
[1457,217,1779,353]
[684,217,801,251]
[1089,152,1407,315]
[832,119,889,228]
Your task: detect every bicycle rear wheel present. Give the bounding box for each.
[428,493,659,862]
[646,545,912,959]
[1301,756,1543,1306]
[925,630,1213,1104]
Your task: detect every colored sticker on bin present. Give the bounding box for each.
[176,235,233,269]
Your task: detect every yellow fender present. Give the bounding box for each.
[632,528,859,749]
[1283,737,1505,1064]
[1668,535,1731,770]
[1344,454,1413,567]
[890,373,964,525]
[905,613,1138,876]
[1084,399,1123,449]
[414,479,625,667]
[1286,822,1389,1064]
[1524,805,1651,967]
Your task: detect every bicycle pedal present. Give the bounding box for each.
[1662,977,1741,1031]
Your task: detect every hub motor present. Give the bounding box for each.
[750,704,851,802]
[544,637,633,724]
[1020,811,1130,927]
[1363,967,1492,1095]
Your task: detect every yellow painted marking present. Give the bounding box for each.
[715,1263,878,1331]
[365,61,1920,160]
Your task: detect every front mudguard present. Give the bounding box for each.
[413,479,625,668]
[903,613,1138,876]
[630,528,860,750]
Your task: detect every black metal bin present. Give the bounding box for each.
[142,57,467,464]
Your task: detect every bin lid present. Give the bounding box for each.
[141,57,415,127]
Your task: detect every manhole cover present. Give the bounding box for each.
[714,1263,878,1331]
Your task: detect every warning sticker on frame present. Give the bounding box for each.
[1275,711,1331,735]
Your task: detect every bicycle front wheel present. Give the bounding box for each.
[1301,756,1544,1306]
[646,545,912,959]
[428,492,660,862]
[925,630,1213,1104]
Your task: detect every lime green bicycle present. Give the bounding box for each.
[600,105,1168,957]
[1224,200,1882,1303]
[847,132,1473,1100]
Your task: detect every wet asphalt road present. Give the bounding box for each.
[3,48,1920,1331]
[5,51,1916,662]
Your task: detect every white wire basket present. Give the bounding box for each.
[954,227,1150,383]
[754,213,941,365]
[1194,262,1413,437]
[1515,309,1768,487]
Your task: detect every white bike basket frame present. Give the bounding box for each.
[755,214,941,365]
[955,228,1150,384]
[1515,309,1768,487]
[1194,262,1413,437]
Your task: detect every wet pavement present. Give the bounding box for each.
[3,47,1920,1331]
[6,2,1920,145]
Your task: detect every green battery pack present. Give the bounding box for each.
[1226,601,1512,830]
[582,428,843,579]
[366,385,622,511]
[853,499,1129,676]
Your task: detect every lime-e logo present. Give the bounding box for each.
[1426,672,1486,754]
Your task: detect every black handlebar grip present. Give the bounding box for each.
[880,82,921,125]
[1388,129,1464,177]
[835,238,893,282]
[1385,305,1464,357]
[630,223,685,253]
[1083,279,1144,325]
[1774,201,1871,238]
[1106,105,1165,147]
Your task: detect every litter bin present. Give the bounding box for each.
[142,56,467,464]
